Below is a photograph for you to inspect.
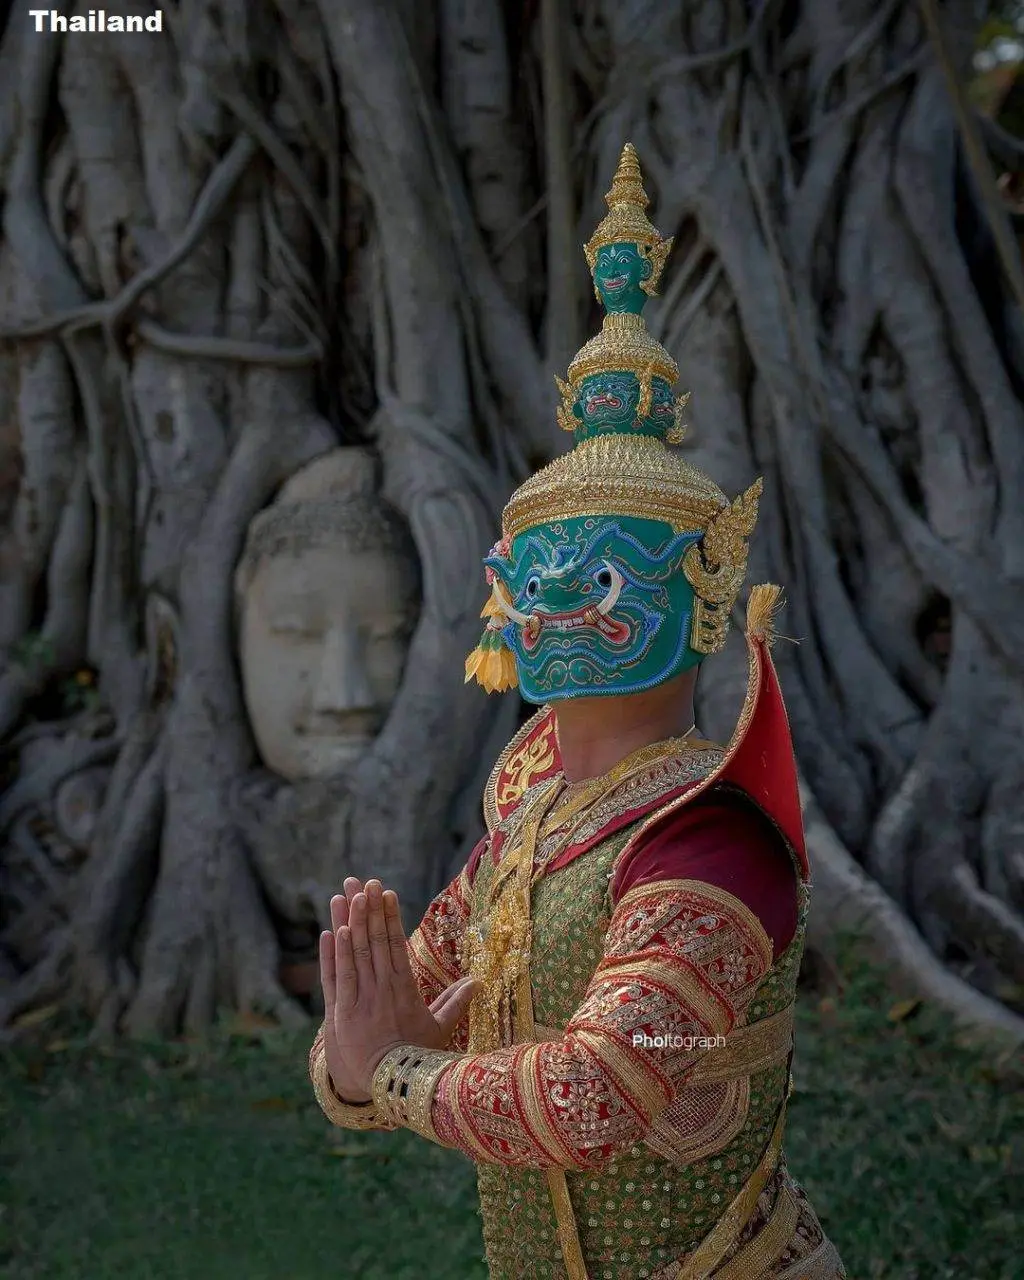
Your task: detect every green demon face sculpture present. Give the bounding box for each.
[572,372,678,442]
[484,515,704,703]
[649,379,678,431]
[592,242,652,314]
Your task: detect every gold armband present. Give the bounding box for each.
[370,1044,461,1143]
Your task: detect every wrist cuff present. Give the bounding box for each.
[370,1044,462,1142]
[310,1037,393,1130]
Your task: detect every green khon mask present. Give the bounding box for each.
[484,515,704,703]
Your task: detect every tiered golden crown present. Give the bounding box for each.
[496,142,762,656]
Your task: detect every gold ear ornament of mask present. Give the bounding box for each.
[554,375,576,434]
[637,238,674,297]
[635,363,654,422]
[683,477,763,654]
[666,391,690,445]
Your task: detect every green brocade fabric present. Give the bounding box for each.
[468,815,808,1280]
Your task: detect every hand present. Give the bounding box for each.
[319,877,478,1102]
[319,881,372,1103]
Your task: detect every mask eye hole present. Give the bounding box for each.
[594,567,613,590]
[524,576,540,599]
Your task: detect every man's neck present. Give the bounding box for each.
[552,674,698,784]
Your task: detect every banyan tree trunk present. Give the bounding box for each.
[1,0,1023,1040]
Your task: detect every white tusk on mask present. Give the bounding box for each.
[595,562,624,615]
[493,585,533,625]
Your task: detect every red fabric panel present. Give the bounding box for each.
[717,644,808,879]
[612,788,799,960]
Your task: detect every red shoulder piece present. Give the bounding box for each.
[611,791,799,958]
[715,623,808,880]
[610,598,810,885]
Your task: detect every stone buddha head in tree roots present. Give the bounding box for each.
[465,143,761,704]
[236,448,419,780]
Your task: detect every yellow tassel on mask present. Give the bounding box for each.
[465,623,518,693]
[480,594,506,622]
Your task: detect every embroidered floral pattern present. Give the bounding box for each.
[428,878,776,1193]
[535,749,725,862]
[407,861,475,1048]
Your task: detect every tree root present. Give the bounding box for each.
[935,861,1024,987]
[135,319,322,366]
[0,134,259,342]
[72,732,166,1020]
[802,782,1024,1045]
[540,0,581,371]
[120,816,310,1038]
[0,342,76,653]
[0,929,71,1032]
[0,737,119,835]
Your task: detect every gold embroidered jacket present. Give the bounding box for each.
[309,714,845,1279]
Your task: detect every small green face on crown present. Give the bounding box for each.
[593,242,651,314]
[572,371,678,442]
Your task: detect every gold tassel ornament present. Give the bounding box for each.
[745,583,784,647]
[636,363,654,421]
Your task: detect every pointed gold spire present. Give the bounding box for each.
[603,142,649,212]
[583,143,674,293]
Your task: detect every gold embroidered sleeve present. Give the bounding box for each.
[371,879,773,1167]
[406,860,476,1049]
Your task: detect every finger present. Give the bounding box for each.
[347,892,375,993]
[343,877,363,905]
[334,924,358,1012]
[319,929,337,1012]
[330,894,349,935]
[432,976,481,1040]
[383,889,414,977]
[430,974,479,1016]
[365,880,391,979]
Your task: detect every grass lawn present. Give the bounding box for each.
[1,961,1022,1280]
